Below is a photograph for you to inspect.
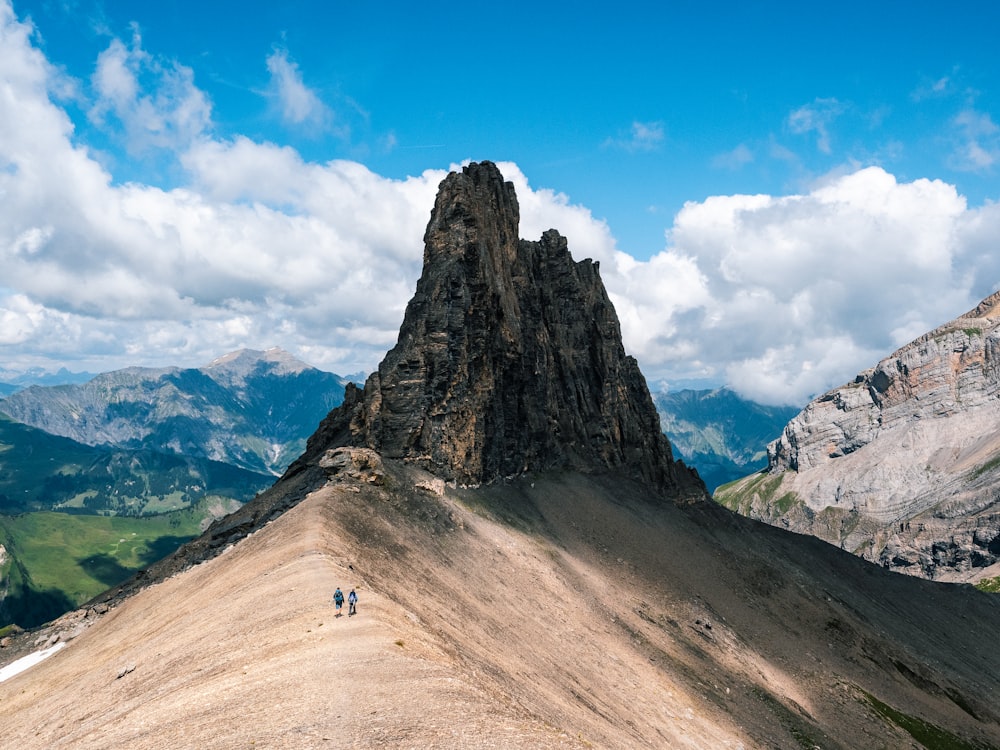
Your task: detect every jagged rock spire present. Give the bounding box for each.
[301,161,703,497]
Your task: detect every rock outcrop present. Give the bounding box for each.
[296,161,704,498]
[716,291,1000,582]
[318,447,385,486]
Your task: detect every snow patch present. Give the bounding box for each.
[0,642,66,683]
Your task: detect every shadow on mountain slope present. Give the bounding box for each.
[0,585,75,631]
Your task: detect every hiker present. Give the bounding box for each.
[333,587,344,615]
[348,588,357,616]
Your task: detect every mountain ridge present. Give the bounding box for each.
[4,457,999,748]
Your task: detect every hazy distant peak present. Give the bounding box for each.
[0,366,97,390]
[88,365,181,385]
[202,347,314,382]
[0,347,347,476]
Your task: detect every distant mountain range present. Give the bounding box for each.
[0,367,95,396]
[0,413,271,517]
[3,354,792,492]
[0,344,797,629]
[0,348,349,476]
[653,388,799,493]
[0,348,350,628]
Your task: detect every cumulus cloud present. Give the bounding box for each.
[89,25,212,152]
[497,162,623,268]
[0,7,619,376]
[0,4,427,373]
[606,167,984,405]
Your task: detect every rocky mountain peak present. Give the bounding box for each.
[203,347,313,381]
[301,161,703,496]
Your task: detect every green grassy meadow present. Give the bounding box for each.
[0,413,270,628]
[0,413,270,516]
[0,499,230,629]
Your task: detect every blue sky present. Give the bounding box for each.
[2,0,1000,404]
[32,0,1000,255]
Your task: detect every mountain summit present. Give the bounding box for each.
[302,161,703,495]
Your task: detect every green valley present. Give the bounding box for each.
[0,413,272,629]
[0,500,235,628]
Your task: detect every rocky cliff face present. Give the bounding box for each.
[716,291,1000,582]
[299,161,703,497]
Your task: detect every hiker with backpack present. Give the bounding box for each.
[333,587,344,616]
[348,589,357,616]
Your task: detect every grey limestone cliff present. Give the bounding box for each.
[297,161,704,498]
[717,291,1000,582]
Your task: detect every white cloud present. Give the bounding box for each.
[89,26,212,152]
[606,167,977,405]
[0,8,614,377]
[0,4,431,373]
[1,1,997,413]
[0,294,54,345]
[948,109,999,171]
[265,48,336,133]
[953,199,1000,297]
[603,121,665,152]
[497,161,623,268]
[788,97,845,154]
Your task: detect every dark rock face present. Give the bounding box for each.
[301,161,704,498]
